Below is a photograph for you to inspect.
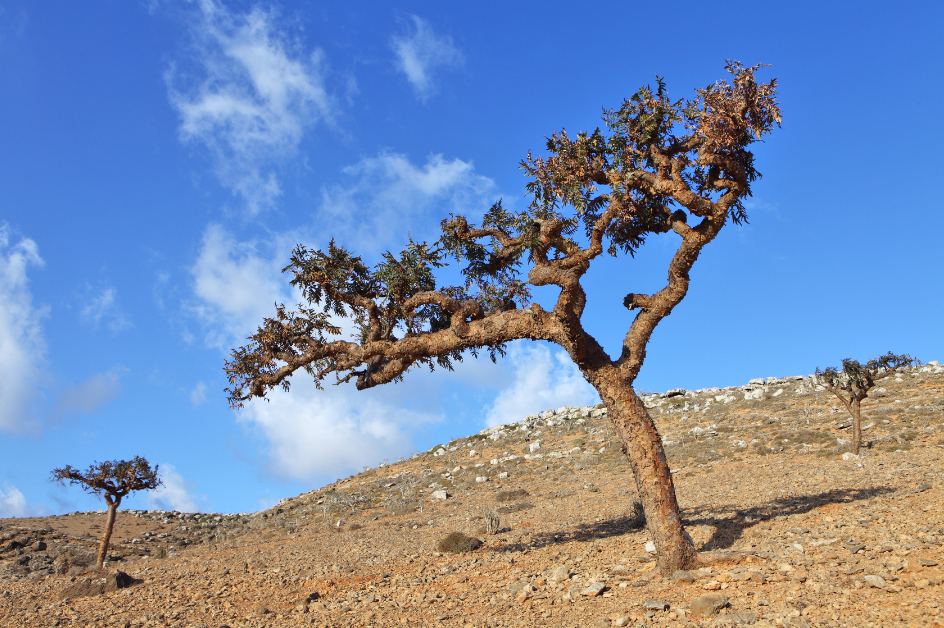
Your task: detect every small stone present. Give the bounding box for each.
[690,593,729,618]
[644,541,656,554]
[843,539,866,553]
[251,606,270,617]
[431,490,449,500]
[643,599,669,611]
[613,618,630,627]
[863,574,887,589]
[593,619,610,628]
[918,558,938,567]
[565,583,583,600]
[581,582,606,597]
[475,477,488,483]
[672,570,695,583]
[498,472,509,479]
[703,580,722,590]
[548,565,570,583]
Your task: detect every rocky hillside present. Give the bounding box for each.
[2,362,943,628]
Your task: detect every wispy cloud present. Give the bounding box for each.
[320,151,497,249]
[190,381,207,405]
[53,368,125,419]
[79,285,132,332]
[391,15,462,101]
[189,151,496,348]
[0,224,47,434]
[240,377,439,481]
[0,5,29,49]
[484,343,599,427]
[0,483,51,518]
[189,224,294,349]
[146,464,200,512]
[166,0,336,214]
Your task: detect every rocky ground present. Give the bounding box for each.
[2,362,943,628]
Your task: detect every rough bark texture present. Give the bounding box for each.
[95,496,120,570]
[603,382,699,572]
[851,398,863,455]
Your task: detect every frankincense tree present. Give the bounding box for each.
[51,456,162,570]
[815,352,916,455]
[226,61,781,573]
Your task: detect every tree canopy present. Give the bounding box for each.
[51,456,162,500]
[225,61,781,406]
[815,352,917,394]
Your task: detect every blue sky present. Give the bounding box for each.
[1,0,941,516]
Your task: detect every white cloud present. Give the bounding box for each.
[240,377,439,481]
[188,152,496,347]
[0,224,47,434]
[0,483,51,518]
[484,343,599,427]
[190,381,208,405]
[146,464,200,512]
[79,285,132,332]
[189,224,293,348]
[167,0,335,214]
[320,151,497,250]
[53,368,124,418]
[391,15,462,101]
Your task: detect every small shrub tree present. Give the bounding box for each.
[815,352,917,454]
[51,456,161,570]
[226,61,781,573]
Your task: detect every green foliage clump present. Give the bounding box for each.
[436,532,483,553]
[495,489,529,503]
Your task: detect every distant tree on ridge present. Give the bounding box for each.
[816,352,917,454]
[51,456,162,570]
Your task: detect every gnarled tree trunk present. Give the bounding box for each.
[588,366,698,574]
[851,397,863,455]
[96,494,120,570]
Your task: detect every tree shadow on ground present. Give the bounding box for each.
[487,486,894,554]
[683,485,895,552]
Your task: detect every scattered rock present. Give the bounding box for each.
[430,490,449,500]
[672,570,695,583]
[844,539,866,553]
[643,599,668,611]
[863,574,887,589]
[548,565,570,583]
[716,612,758,625]
[690,593,729,618]
[581,582,606,597]
[57,570,138,600]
